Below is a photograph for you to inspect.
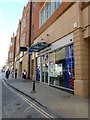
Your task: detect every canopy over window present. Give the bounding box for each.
[31,42,50,52]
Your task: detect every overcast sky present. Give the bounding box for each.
[0,0,28,69]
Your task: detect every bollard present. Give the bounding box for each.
[31,80,36,93]
[33,80,35,92]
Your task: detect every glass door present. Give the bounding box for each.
[41,54,49,83]
[36,57,40,81]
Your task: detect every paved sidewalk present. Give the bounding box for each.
[4,78,88,118]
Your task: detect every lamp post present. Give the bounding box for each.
[28,1,32,79]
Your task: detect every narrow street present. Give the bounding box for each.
[1,72,60,119]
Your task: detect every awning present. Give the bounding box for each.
[30,42,50,52]
[19,46,27,52]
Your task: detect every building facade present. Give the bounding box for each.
[31,2,90,97]
[8,34,16,71]
[8,1,90,97]
[14,20,21,77]
[14,2,31,78]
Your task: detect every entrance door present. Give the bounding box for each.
[42,63,48,83]
[41,54,49,83]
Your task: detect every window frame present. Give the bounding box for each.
[39,0,62,27]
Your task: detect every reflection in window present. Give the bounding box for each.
[40,8,44,26]
[54,0,61,11]
[46,2,51,20]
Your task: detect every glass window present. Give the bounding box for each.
[54,0,61,11]
[46,2,51,20]
[33,1,36,11]
[17,28,20,40]
[40,8,44,26]
[55,48,66,87]
[21,16,26,32]
[36,57,41,81]
[25,31,28,41]
[10,41,14,46]
[32,25,35,38]
[10,52,13,58]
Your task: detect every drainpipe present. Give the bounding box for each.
[28,1,32,79]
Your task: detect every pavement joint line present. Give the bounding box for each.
[3,80,54,119]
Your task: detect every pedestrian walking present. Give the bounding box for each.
[5,69,10,79]
[11,69,14,79]
[22,70,27,80]
[15,69,17,79]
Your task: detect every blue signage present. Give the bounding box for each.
[65,45,75,89]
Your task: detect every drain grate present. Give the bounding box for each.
[16,103,20,105]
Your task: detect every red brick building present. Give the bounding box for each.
[8,34,16,70]
[14,2,31,78]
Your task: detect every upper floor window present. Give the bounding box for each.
[46,2,51,20]
[25,31,28,41]
[17,28,20,40]
[54,0,61,11]
[32,24,35,38]
[33,1,36,11]
[40,8,44,26]
[21,34,25,46]
[26,10,29,20]
[39,0,62,27]
[21,16,26,32]
[10,41,14,46]
[9,52,13,58]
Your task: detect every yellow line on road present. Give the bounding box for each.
[3,81,54,119]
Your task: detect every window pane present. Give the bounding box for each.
[54,0,61,11]
[40,8,44,26]
[46,2,51,20]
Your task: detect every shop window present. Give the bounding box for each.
[36,57,41,81]
[55,48,66,87]
[49,52,56,84]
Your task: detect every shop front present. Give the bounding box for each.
[36,33,75,91]
[49,44,74,90]
[36,44,75,91]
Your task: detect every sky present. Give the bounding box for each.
[0,0,28,69]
